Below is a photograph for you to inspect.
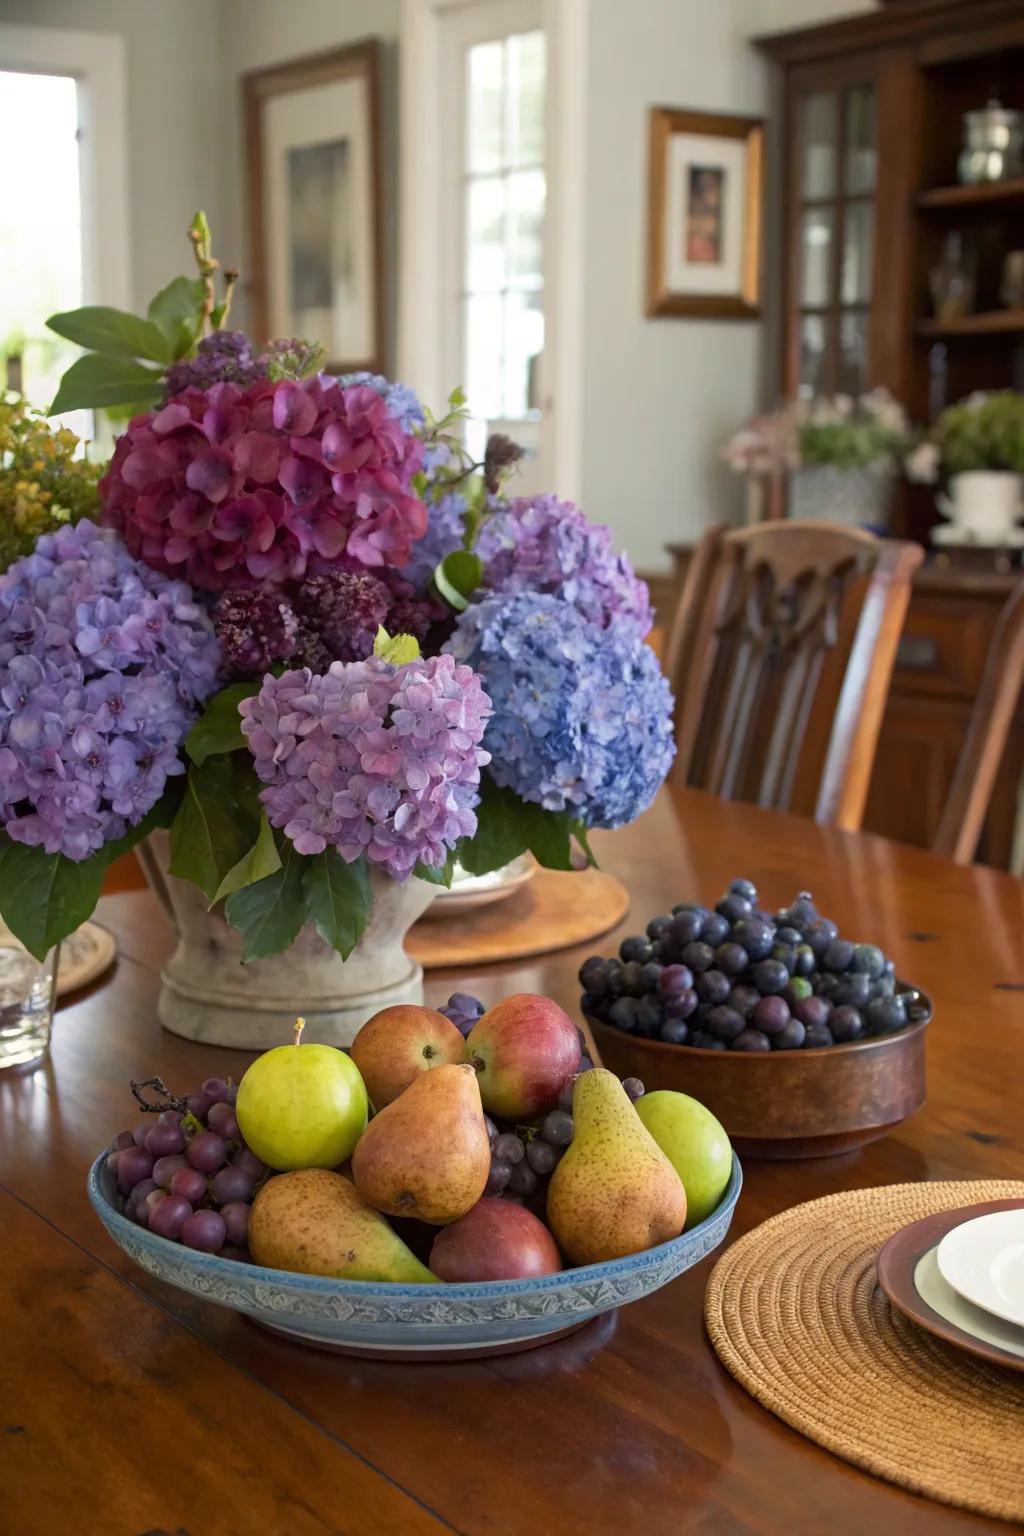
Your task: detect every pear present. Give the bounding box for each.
[546,1069,687,1264]
[248,1168,438,1283]
[351,1062,490,1225]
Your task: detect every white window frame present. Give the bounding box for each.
[399,0,587,502]
[0,25,132,312]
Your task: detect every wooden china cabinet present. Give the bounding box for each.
[752,0,1024,868]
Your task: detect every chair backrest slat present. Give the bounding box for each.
[667,520,923,830]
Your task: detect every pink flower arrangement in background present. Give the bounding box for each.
[99,377,427,593]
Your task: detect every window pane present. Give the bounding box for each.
[838,310,868,395]
[507,30,545,167]
[841,202,874,304]
[465,293,504,419]
[503,291,544,417]
[844,86,876,195]
[467,41,504,174]
[800,208,834,307]
[466,177,506,292]
[798,313,827,395]
[801,93,837,200]
[507,169,545,289]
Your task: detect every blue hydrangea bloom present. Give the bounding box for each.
[0,521,220,860]
[446,592,674,828]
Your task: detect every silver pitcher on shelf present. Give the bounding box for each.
[958,100,1024,185]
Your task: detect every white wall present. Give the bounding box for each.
[0,0,225,309]
[575,0,875,571]
[218,0,402,347]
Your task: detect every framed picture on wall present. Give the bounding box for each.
[646,106,763,320]
[244,40,385,372]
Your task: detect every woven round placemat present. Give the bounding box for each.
[407,867,628,969]
[705,1180,1024,1523]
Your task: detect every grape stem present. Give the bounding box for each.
[294,1016,306,1046]
[130,1076,188,1115]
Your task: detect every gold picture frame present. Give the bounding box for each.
[646,106,763,320]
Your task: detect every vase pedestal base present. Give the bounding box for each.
[156,960,426,1052]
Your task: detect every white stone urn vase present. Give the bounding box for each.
[137,832,437,1050]
[937,470,1024,537]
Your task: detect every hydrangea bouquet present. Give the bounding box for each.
[0,215,674,980]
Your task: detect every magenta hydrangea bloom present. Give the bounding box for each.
[240,653,491,879]
[99,377,427,594]
[0,521,220,860]
[476,494,653,637]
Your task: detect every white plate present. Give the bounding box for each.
[936,1209,1024,1329]
[915,1247,1024,1361]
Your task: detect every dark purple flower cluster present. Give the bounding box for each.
[211,589,298,679]
[0,522,220,860]
[163,332,322,397]
[239,653,491,879]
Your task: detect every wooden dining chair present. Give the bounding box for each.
[664,520,923,831]
[933,579,1024,866]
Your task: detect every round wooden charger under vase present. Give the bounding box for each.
[589,1009,928,1159]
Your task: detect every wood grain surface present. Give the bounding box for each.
[2,786,1022,1536]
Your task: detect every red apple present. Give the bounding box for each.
[465,994,581,1118]
[429,1197,562,1281]
[350,1005,465,1109]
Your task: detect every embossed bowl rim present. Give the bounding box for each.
[88,1149,742,1301]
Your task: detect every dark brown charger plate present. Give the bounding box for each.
[876,1197,1024,1375]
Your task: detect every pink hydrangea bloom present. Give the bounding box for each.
[99,378,427,593]
[239,653,491,879]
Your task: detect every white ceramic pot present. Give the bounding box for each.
[137,832,438,1050]
[937,471,1024,534]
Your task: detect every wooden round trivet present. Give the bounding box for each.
[705,1179,1024,1523]
[407,867,629,970]
[56,922,117,998]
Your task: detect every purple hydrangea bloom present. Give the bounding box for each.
[476,495,653,637]
[0,521,220,859]
[446,591,673,829]
[240,653,491,878]
[404,490,469,593]
[338,372,426,434]
[164,331,261,396]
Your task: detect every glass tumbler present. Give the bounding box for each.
[0,920,58,1069]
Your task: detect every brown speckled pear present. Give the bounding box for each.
[351,1062,490,1224]
[546,1069,687,1264]
[248,1168,437,1283]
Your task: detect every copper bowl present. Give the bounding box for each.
[589,990,931,1159]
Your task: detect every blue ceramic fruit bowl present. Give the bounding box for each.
[88,1150,742,1359]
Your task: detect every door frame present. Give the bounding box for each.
[398,0,587,502]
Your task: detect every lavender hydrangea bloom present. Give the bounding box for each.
[338,372,426,433]
[164,332,260,396]
[404,490,469,593]
[240,653,491,879]
[0,521,220,859]
[475,495,653,638]
[446,592,673,829]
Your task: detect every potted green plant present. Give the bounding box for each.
[907,391,1024,540]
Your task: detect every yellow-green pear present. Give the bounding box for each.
[546,1069,687,1264]
[248,1168,438,1283]
[352,1062,490,1224]
[236,1017,368,1171]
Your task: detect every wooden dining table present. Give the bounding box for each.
[2,786,1022,1536]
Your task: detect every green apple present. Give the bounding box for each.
[236,1018,368,1171]
[634,1091,732,1229]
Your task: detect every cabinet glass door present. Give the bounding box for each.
[792,80,876,397]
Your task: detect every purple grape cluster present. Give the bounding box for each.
[581,880,930,1052]
[436,992,642,1205]
[107,1078,269,1255]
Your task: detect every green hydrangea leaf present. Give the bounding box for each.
[101,785,182,865]
[147,275,205,354]
[373,626,421,665]
[0,835,107,960]
[572,822,599,868]
[48,355,164,416]
[413,856,455,888]
[47,306,172,364]
[301,847,372,959]
[168,757,258,900]
[185,681,259,767]
[225,842,307,961]
[211,813,282,905]
[458,776,574,875]
[434,550,483,612]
